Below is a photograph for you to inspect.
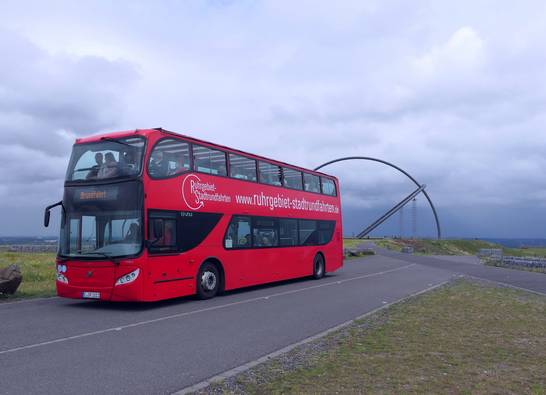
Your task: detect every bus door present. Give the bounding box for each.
[147,211,187,298]
[251,217,282,282]
[224,215,257,286]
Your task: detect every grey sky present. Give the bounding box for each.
[1,1,546,237]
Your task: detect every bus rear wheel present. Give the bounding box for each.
[196,262,220,299]
[312,254,325,279]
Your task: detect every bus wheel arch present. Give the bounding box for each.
[312,252,326,279]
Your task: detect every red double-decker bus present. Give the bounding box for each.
[44,128,343,301]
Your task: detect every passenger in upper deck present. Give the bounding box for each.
[149,151,168,177]
[98,152,119,179]
[86,153,104,180]
[167,157,184,176]
[121,150,137,175]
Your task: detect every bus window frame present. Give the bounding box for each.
[252,216,280,248]
[59,207,146,260]
[147,137,338,200]
[228,153,258,183]
[282,167,304,191]
[147,137,194,181]
[258,161,283,187]
[320,177,337,197]
[192,144,228,177]
[222,214,253,251]
[147,137,193,180]
[147,209,180,255]
[223,214,336,251]
[65,135,148,186]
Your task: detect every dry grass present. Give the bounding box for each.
[376,238,546,259]
[503,247,546,259]
[343,238,364,249]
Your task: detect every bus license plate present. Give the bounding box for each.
[82,291,100,299]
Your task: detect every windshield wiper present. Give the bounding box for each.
[100,137,132,148]
[75,250,120,265]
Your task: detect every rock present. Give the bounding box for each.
[0,264,23,295]
[343,247,375,258]
[401,246,414,254]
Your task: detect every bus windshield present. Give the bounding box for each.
[66,136,145,182]
[59,210,142,258]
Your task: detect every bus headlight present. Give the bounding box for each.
[57,273,68,284]
[115,268,140,286]
[57,264,67,273]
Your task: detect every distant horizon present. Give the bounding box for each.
[3,235,546,251]
[2,235,546,241]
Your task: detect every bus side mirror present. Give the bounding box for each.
[44,209,51,227]
[44,201,63,228]
[153,219,163,239]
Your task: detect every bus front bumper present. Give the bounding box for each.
[56,278,143,301]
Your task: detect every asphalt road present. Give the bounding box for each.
[1,252,543,394]
[374,247,546,295]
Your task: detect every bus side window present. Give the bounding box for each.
[225,216,251,249]
[193,145,227,176]
[148,211,178,253]
[229,154,257,182]
[298,219,318,246]
[303,173,320,193]
[282,168,303,190]
[321,177,337,196]
[258,161,282,186]
[253,217,279,247]
[149,139,190,178]
[279,219,298,246]
[318,220,335,244]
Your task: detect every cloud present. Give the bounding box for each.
[0,29,138,155]
[1,1,546,237]
[413,27,486,76]
[0,28,138,222]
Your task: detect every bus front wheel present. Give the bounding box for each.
[312,254,325,279]
[196,262,220,299]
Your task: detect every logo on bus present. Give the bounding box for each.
[182,174,231,210]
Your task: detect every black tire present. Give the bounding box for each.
[312,254,325,279]
[196,262,220,299]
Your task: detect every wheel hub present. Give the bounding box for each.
[201,271,217,291]
[316,261,323,276]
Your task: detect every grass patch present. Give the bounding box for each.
[206,280,546,394]
[483,259,546,274]
[343,238,364,249]
[375,238,405,252]
[0,252,56,300]
[376,238,546,258]
[503,247,546,258]
[376,238,496,255]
